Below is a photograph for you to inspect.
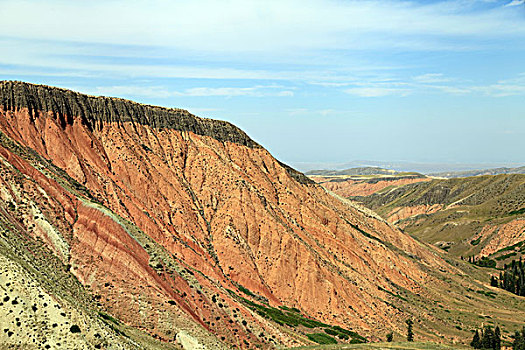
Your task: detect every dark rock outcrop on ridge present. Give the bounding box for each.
[0,80,260,148]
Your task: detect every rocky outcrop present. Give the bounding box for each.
[0,80,260,148]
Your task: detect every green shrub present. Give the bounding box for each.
[70,325,81,333]
[307,333,337,345]
[475,257,496,268]
[324,328,339,336]
[470,237,481,246]
[495,252,517,261]
[98,312,119,324]
[508,208,525,216]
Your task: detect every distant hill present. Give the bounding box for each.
[308,167,430,197]
[306,166,423,177]
[352,174,525,265]
[293,160,522,174]
[430,166,525,178]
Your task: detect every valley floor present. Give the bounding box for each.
[289,341,469,349]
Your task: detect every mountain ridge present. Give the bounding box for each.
[430,166,525,179]
[0,80,314,186]
[0,80,260,147]
[306,167,405,176]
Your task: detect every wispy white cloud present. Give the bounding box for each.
[340,72,525,97]
[186,107,221,115]
[413,73,454,84]
[427,85,472,95]
[1,0,524,103]
[343,80,412,97]
[86,84,294,99]
[307,81,354,87]
[471,74,525,96]
[82,72,525,100]
[1,0,524,55]
[87,85,173,99]
[0,0,523,89]
[344,86,411,97]
[174,86,294,97]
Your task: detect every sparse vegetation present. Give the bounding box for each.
[386,332,394,342]
[472,257,497,268]
[353,174,525,263]
[231,290,365,344]
[471,238,481,246]
[406,319,414,342]
[470,325,501,350]
[491,259,525,296]
[98,312,120,324]
[306,333,338,345]
[70,325,81,333]
[508,208,525,216]
[512,326,525,350]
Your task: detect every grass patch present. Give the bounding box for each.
[492,240,525,255]
[349,223,383,244]
[279,305,301,313]
[307,333,338,345]
[98,312,120,324]
[238,284,257,298]
[331,326,366,343]
[495,252,517,261]
[288,341,469,349]
[476,290,497,298]
[233,292,365,343]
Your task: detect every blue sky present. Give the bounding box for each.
[1,0,524,168]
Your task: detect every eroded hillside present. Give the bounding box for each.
[352,175,525,264]
[0,81,524,349]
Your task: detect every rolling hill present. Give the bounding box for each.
[430,167,525,179]
[352,174,525,265]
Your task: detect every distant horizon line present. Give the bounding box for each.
[289,160,525,174]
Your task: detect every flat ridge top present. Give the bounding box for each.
[0,80,260,148]
[0,81,314,184]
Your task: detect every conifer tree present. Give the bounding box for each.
[481,326,495,350]
[494,326,501,350]
[491,276,498,287]
[406,319,414,342]
[386,332,393,342]
[471,326,503,350]
[513,327,525,350]
[471,330,481,349]
[490,258,525,296]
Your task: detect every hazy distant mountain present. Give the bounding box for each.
[292,160,523,174]
[306,167,399,176]
[430,166,525,178]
